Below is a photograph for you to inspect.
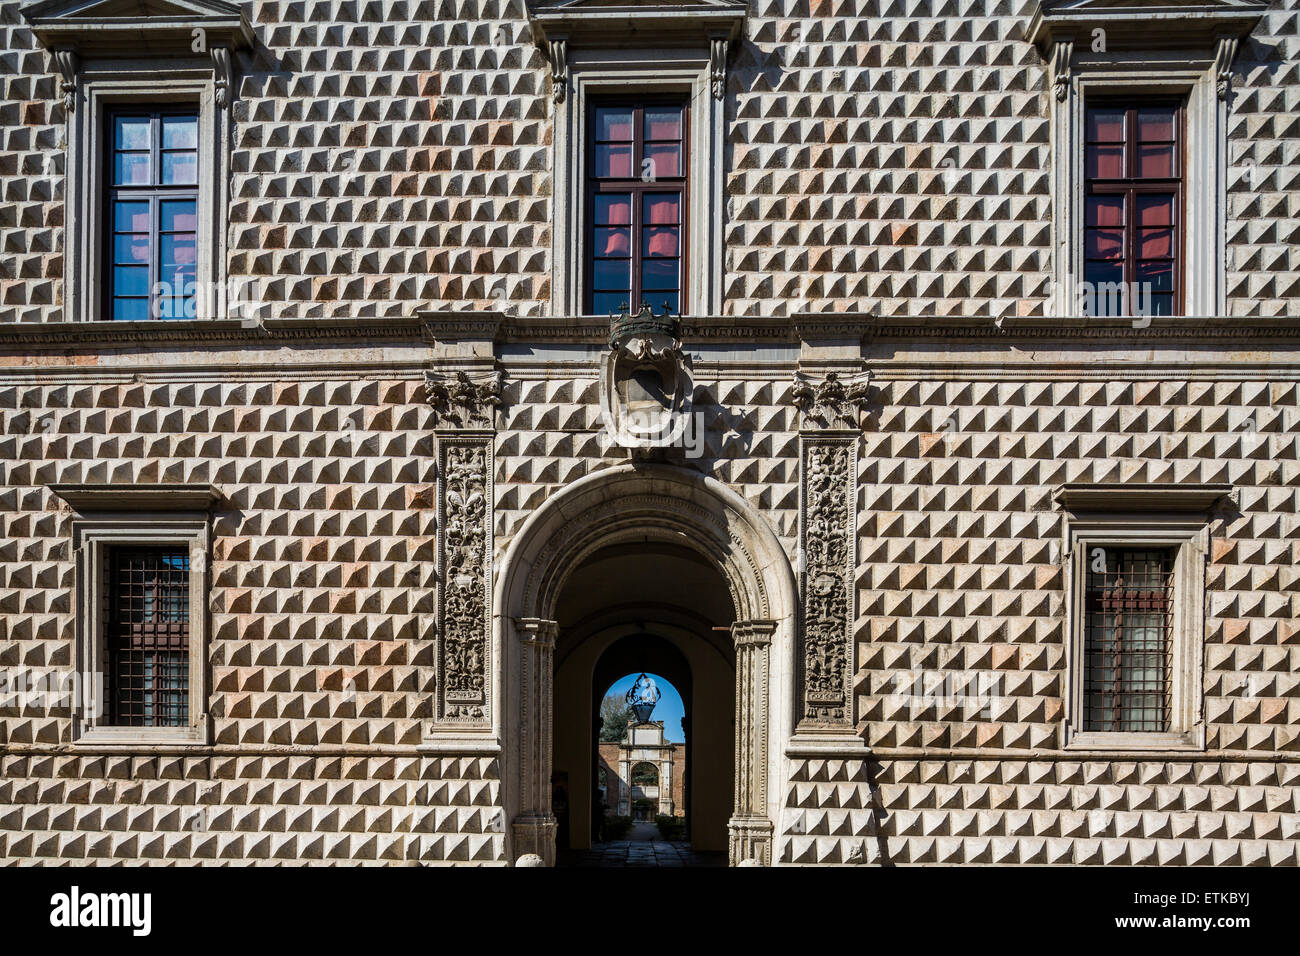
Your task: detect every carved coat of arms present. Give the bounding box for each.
[598,305,694,450]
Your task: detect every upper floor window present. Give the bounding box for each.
[20,1,247,322]
[587,99,689,316]
[1084,99,1184,317]
[107,108,200,321]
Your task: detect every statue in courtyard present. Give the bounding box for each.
[625,673,662,723]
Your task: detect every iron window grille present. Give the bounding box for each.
[1083,98,1185,317]
[106,546,191,727]
[1082,547,1175,733]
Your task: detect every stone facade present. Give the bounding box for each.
[0,1,1298,866]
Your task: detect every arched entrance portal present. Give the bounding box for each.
[497,463,797,866]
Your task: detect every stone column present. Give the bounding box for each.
[728,619,776,865]
[660,746,674,816]
[511,617,557,865]
[618,748,631,817]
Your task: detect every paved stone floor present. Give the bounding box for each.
[557,834,727,868]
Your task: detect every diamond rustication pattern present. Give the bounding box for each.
[0,376,504,863]
[3,1,1299,322]
[1,0,1298,868]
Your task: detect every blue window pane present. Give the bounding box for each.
[155,293,195,320]
[594,194,631,226]
[592,292,628,315]
[160,234,196,270]
[162,151,198,185]
[113,265,149,296]
[160,199,197,233]
[1085,261,1123,285]
[592,258,629,291]
[1136,261,1174,292]
[114,234,150,265]
[114,152,151,185]
[593,144,632,179]
[114,116,151,150]
[593,227,631,258]
[642,226,678,258]
[161,115,198,150]
[595,108,633,142]
[112,297,150,321]
[655,291,679,315]
[643,108,683,142]
[1084,261,1124,317]
[114,201,149,233]
[641,258,678,291]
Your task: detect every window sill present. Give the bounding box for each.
[75,726,208,747]
[1066,728,1204,752]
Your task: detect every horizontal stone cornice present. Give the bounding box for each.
[4,314,1300,353]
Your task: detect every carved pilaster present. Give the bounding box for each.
[792,371,867,735]
[513,617,558,866]
[791,370,870,431]
[428,369,500,728]
[728,619,774,866]
[433,434,493,727]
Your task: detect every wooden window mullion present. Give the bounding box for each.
[632,104,644,309]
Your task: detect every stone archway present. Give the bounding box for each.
[494,462,798,866]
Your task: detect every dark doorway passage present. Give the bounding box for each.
[550,541,735,866]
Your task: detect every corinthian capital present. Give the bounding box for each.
[425,369,503,430]
[791,370,871,432]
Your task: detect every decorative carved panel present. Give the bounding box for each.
[437,438,492,724]
[793,371,867,732]
[428,368,501,729]
[799,439,855,728]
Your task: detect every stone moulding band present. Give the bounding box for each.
[6,314,1300,352]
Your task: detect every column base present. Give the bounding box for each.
[728,815,774,866]
[512,814,557,867]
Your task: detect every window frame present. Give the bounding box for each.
[1063,514,1207,752]
[65,66,229,323]
[549,51,725,318]
[1082,95,1187,317]
[583,94,691,316]
[72,518,210,746]
[102,105,203,321]
[1049,55,1229,317]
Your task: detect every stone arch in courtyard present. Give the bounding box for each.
[495,462,798,866]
